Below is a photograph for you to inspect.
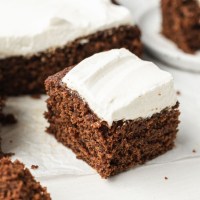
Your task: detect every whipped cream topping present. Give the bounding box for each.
[0,0,132,58]
[62,49,177,126]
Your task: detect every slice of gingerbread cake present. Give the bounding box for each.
[0,158,51,199]
[0,0,142,95]
[45,48,180,178]
[161,0,200,53]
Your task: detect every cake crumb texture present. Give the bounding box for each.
[161,0,200,53]
[0,158,51,200]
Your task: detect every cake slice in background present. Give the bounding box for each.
[0,0,142,96]
[161,0,200,53]
[45,48,180,178]
[0,158,51,200]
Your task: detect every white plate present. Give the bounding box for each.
[138,6,200,72]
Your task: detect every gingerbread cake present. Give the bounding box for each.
[45,48,180,178]
[161,0,200,53]
[0,158,51,200]
[0,0,142,96]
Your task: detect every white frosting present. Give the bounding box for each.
[0,0,132,58]
[62,48,177,126]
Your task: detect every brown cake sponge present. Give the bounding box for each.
[0,158,51,200]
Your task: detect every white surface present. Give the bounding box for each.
[62,48,177,126]
[0,0,132,58]
[139,6,200,72]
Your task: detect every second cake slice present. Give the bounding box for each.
[45,48,180,178]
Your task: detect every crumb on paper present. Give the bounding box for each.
[1,114,17,125]
[192,149,196,153]
[31,94,41,99]
[176,90,181,96]
[164,177,168,180]
[31,165,39,170]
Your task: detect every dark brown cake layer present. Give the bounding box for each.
[0,97,4,157]
[0,25,142,96]
[0,158,51,200]
[45,68,180,178]
[0,97,4,122]
[161,0,200,53]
